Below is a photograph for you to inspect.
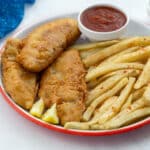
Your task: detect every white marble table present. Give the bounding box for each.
[0,0,150,150]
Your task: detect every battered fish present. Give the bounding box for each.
[17,18,80,72]
[2,39,38,109]
[39,49,87,125]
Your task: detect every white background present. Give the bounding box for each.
[0,0,150,150]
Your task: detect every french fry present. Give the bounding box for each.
[87,69,118,89]
[100,107,150,129]
[102,92,150,129]
[104,69,141,78]
[70,40,119,50]
[64,122,89,130]
[88,69,140,89]
[134,59,150,89]
[143,85,150,105]
[118,98,147,121]
[83,77,128,121]
[132,87,146,101]
[83,37,150,67]
[90,96,118,124]
[81,41,132,61]
[97,77,135,125]
[121,94,133,110]
[42,103,59,124]
[87,69,140,106]
[86,74,126,106]
[86,63,143,82]
[80,48,103,59]
[91,97,145,129]
[119,97,147,114]
[100,46,139,66]
[101,96,150,129]
[91,107,150,130]
[87,78,101,89]
[96,97,118,116]
[113,46,150,63]
[87,66,96,72]
[30,99,45,118]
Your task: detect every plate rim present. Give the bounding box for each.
[0,12,150,136]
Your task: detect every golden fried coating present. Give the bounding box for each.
[39,49,87,125]
[17,18,80,72]
[2,39,38,109]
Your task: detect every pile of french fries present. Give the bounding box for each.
[65,36,150,130]
[29,36,150,130]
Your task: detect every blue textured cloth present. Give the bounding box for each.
[0,0,35,38]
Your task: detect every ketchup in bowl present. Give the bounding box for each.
[81,6,127,32]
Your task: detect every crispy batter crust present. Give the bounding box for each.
[39,49,87,125]
[17,18,80,72]
[2,39,38,109]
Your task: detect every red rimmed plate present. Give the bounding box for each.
[0,13,150,136]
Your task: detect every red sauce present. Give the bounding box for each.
[81,6,127,32]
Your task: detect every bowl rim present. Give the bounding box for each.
[78,3,130,34]
[0,13,150,136]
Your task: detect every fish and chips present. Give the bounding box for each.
[1,18,150,130]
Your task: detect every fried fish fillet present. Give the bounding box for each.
[39,49,87,125]
[2,39,38,109]
[17,18,80,72]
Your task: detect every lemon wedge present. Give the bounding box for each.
[30,98,45,118]
[42,103,59,124]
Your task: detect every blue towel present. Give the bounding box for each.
[0,0,35,38]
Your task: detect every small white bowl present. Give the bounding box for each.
[147,0,150,16]
[78,4,130,41]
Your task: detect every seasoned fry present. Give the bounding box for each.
[96,97,118,116]
[30,99,45,118]
[80,48,103,59]
[91,97,147,129]
[83,37,150,67]
[90,96,118,123]
[134,59,150,89]
[86,63,143,82]
[96,77,135,125]
[132,87,146,101]
[70,40,119,50]
[87,69,140,89]
[100,46,139,66]
[117,98,147,117]
[96,107,150,129]
[102,69,140,79]
[65,122,89,130]
[83,78,128,121]
[86,70,139,106]
[143,85,150,105]
[87,78,101,89]
[113,46,150,63]
[108,96,150,125]
[121,94,133,110]
[86,74,126,106]
[121,97,145,117]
